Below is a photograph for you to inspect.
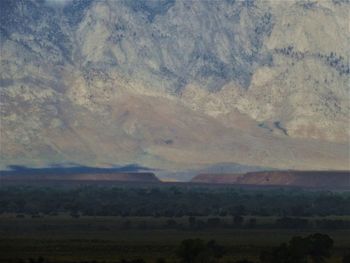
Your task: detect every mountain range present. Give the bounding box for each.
[1,0,349,178]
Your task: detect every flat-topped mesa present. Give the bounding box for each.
[191,170,350,188]
[0,172,160,183]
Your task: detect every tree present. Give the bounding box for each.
[260,234,334,263]
[176,239,206,263]
[288,236,309,263]
[206,240,225,259]
[306,233,333,263]
[176,239,225,263]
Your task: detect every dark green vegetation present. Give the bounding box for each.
[1,185,350,217]
[260,233,334,263]
[0,185,349,262]
[0,219,349,263]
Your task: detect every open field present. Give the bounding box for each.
[0,184,349,262]
[0,215,349,262]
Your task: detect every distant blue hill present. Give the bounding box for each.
[0,164,154,176]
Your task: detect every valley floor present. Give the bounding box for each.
[0,215,349,263]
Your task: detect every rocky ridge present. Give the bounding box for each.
[0,0,349,173]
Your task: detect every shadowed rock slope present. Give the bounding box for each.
[1,0,349,172]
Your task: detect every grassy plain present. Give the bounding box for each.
[0,215,349,262]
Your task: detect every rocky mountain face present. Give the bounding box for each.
[1,0,349,173]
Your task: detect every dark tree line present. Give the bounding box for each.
[1,186,349,217]
[274,46,350,76]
